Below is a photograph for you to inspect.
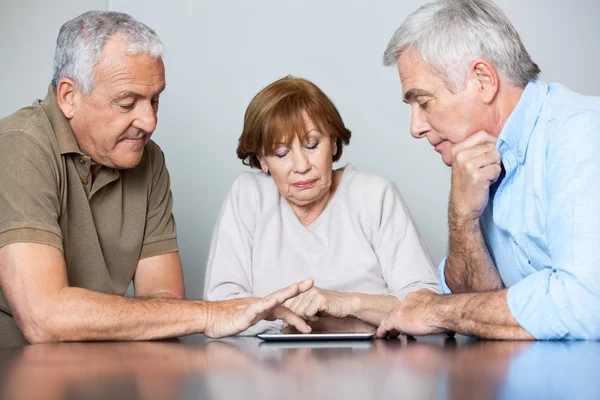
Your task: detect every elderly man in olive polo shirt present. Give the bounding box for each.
[0,11,314,347]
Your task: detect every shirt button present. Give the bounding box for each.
[81,177,88,185]
[79,157,86,164]
[517,151,523,158]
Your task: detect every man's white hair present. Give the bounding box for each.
[383,0,540,91]
[52,11,164,95]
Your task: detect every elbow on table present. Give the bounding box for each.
[15,303,64,344]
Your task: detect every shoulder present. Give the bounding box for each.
[0,103,57,155]
[337,165,408,223]
[540,83,600,127]
[229,170,281,215]
[341,165,400,205]
[0,104,59,174]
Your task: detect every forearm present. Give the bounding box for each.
[29,287,208,343]
[436,290,533,340]
[446,217,503,292]
[347,293,401,326]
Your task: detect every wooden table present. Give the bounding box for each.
[0,334,598,399]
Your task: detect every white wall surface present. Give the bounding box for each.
[2,1,599,300]
[0,0,108,117]
[108,0,599,299]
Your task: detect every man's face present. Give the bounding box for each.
[397,48,490,166]
[69,37,166,169]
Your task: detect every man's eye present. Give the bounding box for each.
[119,103,134,110]
[419,100,430,110]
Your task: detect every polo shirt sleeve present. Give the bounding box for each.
[507,111,600,340]
[140,143,178,259]
[0,133,63,250]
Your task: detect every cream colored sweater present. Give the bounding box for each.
[204,164,438,334]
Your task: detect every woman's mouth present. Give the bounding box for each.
[292,179,316,189]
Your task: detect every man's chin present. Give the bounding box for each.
[441,153,453,167]
[113,153,144,170]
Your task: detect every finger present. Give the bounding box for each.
[376,323,390,339]
[245,296,278,324]
[289,290,310,313]
[297,278,314,293]
[265,279,314,306]
[454,144,499,167]
[272,306,312,334]
[294,295,315,319]
[479,163,503,183]
[457,152,501,182]
[305,298,324,319]
[452,131,498,155]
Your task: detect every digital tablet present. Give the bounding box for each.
[257,332,375,341]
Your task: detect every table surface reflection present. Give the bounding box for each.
[0,334,598,400]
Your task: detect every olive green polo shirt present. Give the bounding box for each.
[0,86,178,346]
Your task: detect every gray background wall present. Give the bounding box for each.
[2,0,599,300]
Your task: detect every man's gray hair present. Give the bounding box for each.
[52,11,164,95]
[383,0,540,91]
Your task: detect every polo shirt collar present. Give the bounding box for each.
[497,80,549,164]
[41,84,83,156]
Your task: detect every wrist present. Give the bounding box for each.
[449,213,481,235]
[196,300,210,334]
[344,293,362,318]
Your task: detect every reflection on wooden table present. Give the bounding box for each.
[0,335,598,400]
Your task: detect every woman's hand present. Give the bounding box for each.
[282,316,376,334]
[282,286,358,321]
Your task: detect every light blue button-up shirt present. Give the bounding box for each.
[438,80,600,340]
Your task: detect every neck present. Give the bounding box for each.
[289,169,342,227]
[491,83,526,136]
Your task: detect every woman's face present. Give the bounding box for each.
[258,114,337,208]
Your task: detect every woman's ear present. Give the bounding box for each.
[258,155,269,174]
[332,140,338,156]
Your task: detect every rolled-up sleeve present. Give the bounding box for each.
[507,112,600,340]
[437,256,452,295]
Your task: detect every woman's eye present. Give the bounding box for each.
[275,151,288,158]
[305,142,318,150]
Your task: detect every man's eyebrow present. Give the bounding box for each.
[111,86,166,102]
[111,91,143,102]
[404,88,434,103]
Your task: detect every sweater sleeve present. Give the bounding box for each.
[372,182,438,299]
[203,174,283,335]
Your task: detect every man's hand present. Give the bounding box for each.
[450,131,501,222]
[203,278,314,338]
[282,286,356,321]
[445,131,504,293]
[376,289,447,338]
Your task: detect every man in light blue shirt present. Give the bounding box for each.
[377,0,600,340]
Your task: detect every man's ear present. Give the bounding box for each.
[55,78,79,119]
[258,155,269,174]
[467,59,499,104]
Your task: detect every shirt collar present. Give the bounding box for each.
[497,80,549,164]
[40,84,83,155]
